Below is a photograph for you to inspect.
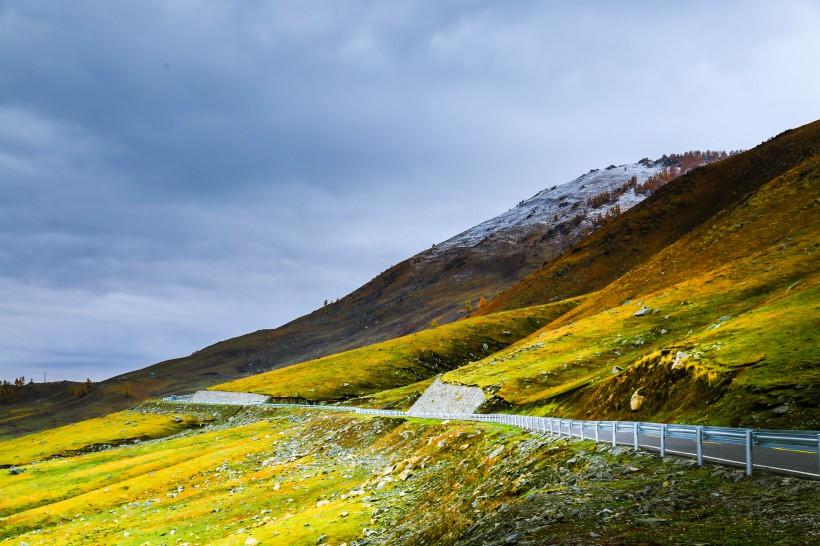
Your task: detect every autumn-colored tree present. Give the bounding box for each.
[478,296,488,309]
[0,381,15,403]
[69,378,93,399]
[429,319,440,329]
[117,383,133,398]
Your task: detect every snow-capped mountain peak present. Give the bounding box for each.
[432,159,663,253]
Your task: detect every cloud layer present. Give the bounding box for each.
[1,1,818,381]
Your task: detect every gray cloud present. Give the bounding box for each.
[1,1,819,381]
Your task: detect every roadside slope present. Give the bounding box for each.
[2,405,818,545]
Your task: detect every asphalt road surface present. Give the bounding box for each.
[546,424,819,479]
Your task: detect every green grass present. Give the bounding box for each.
[3,405,816,545]
[215,300,578,402]
[0,410,203,467]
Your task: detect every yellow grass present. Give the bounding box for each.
[216,301,578,401]
[0,410,201,467]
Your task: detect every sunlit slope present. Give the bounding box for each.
[444,156,820,428]
[215,301,578,402]
[479,119,820,315]
[0,409,204,467]
[3,405,818,545]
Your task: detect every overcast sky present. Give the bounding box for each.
[1,1,818,382]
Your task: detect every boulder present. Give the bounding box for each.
[630,388,646,411]
[671,351,689,371]
[633,306,653,317]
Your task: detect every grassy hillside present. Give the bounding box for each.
[2,404,817,545]
[479,119,820,314]
[216,301,578,403]
[0,409,205,468]
[444,155,820,427]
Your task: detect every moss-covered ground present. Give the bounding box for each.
[1,404,817,545]
[0,409,205,467]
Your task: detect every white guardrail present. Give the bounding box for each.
[161,396,820,479]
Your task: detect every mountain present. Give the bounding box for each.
[2,152,721,435]
[214,119,819,429]
[441,120,820,428]
[2,121,818,545]
[478,126,818,314]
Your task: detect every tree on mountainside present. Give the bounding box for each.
[69,378,93,399]
[0,381,15,403]
[117,383,133,398]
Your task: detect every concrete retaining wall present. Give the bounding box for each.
[189,390,270,405]
[408,379,485,416]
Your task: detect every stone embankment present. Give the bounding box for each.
[183,390,270,405]
[407,378,484,416]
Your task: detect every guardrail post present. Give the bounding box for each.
[660,424,666,458]
[816,434,820,476]
[594,421,599,443]
[569,419,574,438]
[580,421,585,441]
[612,422,617,448]
[549,418,554,436]
[633,423,639,450]
[696,426,704,466]
[744,429,753,476]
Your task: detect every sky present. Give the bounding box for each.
[1,1,819,382]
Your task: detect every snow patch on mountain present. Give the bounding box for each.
[432,160,663,253]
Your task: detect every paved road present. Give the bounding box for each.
[523,421,819,479]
